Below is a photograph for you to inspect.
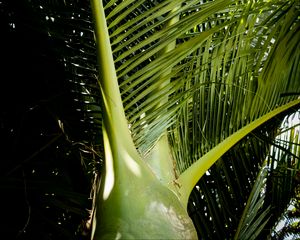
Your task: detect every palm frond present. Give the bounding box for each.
[97,0,237,154]
[169,0,300,174]
[234,167,271,240]
[188,110,300,239]
[188,120,279,239]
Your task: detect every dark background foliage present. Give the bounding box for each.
[0,1,98,239]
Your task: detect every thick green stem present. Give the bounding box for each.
[90,1,197,239]
[91,0,135,150]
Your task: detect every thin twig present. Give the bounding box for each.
[17,170,31,238]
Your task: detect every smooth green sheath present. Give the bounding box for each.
[90,0,197,239]
[145,134,176,184]
[92,124,197,239]
[146,5,180,186]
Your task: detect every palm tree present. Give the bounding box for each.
[1,0,299,239]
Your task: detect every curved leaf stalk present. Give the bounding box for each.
[173,99,300,208]
[90,0,197,239]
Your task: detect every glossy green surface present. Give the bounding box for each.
[92,164,197,239]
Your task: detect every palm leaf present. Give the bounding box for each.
[165,0,300,204]
[188,110,300,239]
[234,167,271,240]
[92,0,300,188]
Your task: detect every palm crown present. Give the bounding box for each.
[1,0,299,239]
